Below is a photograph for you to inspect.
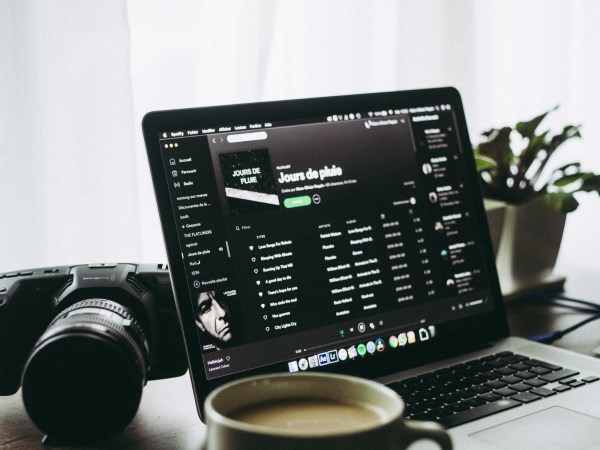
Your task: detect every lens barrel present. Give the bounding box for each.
[21,298,150,442]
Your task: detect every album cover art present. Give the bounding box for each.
[219,149,280,215]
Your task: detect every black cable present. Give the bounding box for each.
[528,291,600,312]
[529,313,600,344]
[526,291,600,344]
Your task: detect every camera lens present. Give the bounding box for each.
[21,298,150,442]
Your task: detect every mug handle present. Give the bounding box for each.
[396,420,453,449]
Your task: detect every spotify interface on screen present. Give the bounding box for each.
[159,104,495,379]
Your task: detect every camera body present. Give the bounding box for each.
[0,263,187,441]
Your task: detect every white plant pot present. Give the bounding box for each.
[483,199,506,255]
[485,197,566,300]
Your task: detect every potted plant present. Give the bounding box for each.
[473,106,600,299]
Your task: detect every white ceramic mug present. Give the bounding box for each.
[204,372,452,450]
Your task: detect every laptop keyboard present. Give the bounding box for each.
[386,351,599,428]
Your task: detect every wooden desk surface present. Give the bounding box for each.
[2,269,599,449]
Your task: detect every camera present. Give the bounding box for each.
[0,263,187,442]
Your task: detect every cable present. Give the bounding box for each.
[528,291,600,312]
[529,313,600,344]
[526,291,600,344]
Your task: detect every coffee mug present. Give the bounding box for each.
[203,372,452,450]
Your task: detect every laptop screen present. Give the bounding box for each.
[143,88,507,412]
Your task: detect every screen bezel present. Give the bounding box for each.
[142,87,509,421]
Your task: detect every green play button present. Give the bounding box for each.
[283,195,311,208]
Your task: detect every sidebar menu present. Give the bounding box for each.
[160,135,231,292]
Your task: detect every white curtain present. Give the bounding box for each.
[1,0,599,273]
[1,1,140,271]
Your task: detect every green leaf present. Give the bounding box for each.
[548,125,582,152]
[554,162,581,173]
[474,155,497,172]
[519,129,549,174]
[545,192,579,213]
[552,174,583,188]
[582,174,600,193]
[474,106,596,210]
[476,127,513,173]
[515,105,558,140]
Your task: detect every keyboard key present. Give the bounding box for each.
[524,378,547,388]
[500,354,528,364]
[429,377,447,387]
[465,358,484,367]
[437,399,522,428]
[470,384,493,394]
[458,388,477,399]
[494,387,518,397]
[408,403,429,414]
[464,366,482,376]
[500,375,522,384]
[540,369,580,383]
[449,402,471,412]
[583,376,600,383]
[510,383,532,392]
[479,392,502,402]
[470,375,488,385]
[431,406,454,418]
[528,359,562,371]
[463,397,486,407]
[510,362,532,371]
[530,387,556,398]
[422,389,440,399]
[515,371,537,380]
[495,367,517,376]
[411,411,439,421]
[437,384,456,395]
[482,371,502,381]
[553,385,571,393]
[511,392,541,403]
[485,380,508,389]
[440,392,461,404]
[529,366,552,375]
[454,379,476,389]
[403,393,425,403]
[449,363,467,372]
[488,360,508,369]
[422,399,444,409]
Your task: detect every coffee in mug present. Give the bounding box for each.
[204,372,452,450]
[229,397,385,432]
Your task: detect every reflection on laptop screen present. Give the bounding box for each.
[155,94,496,381]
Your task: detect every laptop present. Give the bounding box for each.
[143,87,600,449]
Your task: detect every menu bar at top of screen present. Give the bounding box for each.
[158,103,454,140]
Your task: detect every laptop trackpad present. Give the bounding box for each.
[470,406,600,450]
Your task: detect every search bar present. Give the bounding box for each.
[226,131,268,143]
